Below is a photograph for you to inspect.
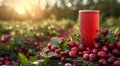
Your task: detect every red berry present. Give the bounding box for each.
[114,60,120,66]
[79,44,85,52]
[47,43,52,49]
[108,56,116,63]
[34,41,38,46]
[94,34,100,42]
[45,49,51,54]
[14,47,19,52]
[102,46,109,53]
[71,47,79,52]
[91,48,98,54]
[97,51,107,59]
[69,51,77,58]
[64,63,72,66]
[95,43,101,49]
[65,50,70,55]
[85,47,91,53]
[0,57,5,61]
[74,42,80,47]
[4,60,11,65]
[61,57,65,61]
[78,52,83,56]
[102,28,109,35]
[51,46,58,52]
[55,49,61,54]
[112,49,120,56]
[0,61,3,65]
[108,42,116,50]
[35,46,40,51]
[68,41,76,47]
[83,51,90,54]
[83,53,89,60]
[117,42,120,49]
[73,64,76,66]
[89,53,97,61]
[98,59,107,66]
[60,51,65,56]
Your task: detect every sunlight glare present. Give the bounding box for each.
[15,7,26,14]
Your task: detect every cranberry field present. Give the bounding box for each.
[0,0,120,66]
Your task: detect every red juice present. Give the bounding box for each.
[79,10,99,48]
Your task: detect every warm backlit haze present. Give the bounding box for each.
[0,0,56,14]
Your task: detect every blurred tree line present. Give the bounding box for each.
[0,0,120,21]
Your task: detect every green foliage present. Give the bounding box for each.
[50,37,59,47]
[18,53,37,66]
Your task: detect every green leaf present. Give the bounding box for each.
[7,40,14,46]
[70,35,80,42]
[29,56,37,63]
[59,40,68,50]
[50,37,59,46]
[47,52,57,57]
[18,53,28,66]
[42,56,50,65]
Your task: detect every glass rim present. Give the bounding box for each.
[79,10,100,13]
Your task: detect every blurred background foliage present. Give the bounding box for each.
[0,0,120,38]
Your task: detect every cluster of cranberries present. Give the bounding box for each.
[0,35,42,65]
[45,28,120,66]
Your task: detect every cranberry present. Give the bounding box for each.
[94,34,100,42]
[64,63,72,66]
[79,44,85,52]
[60,51,65,56]
[83,51,90,54]
[73,64,76,66]
[78,52,83,56]
[68,41,75,47]
[61,57,65,61]
[45,49,51,54]
[102,46,109,53]
[71,47,79,52]
[34,41,38,46]
[108,42,116,50]
[0,57,5,61]
[69,51,77,58]
[95,43,101,49]
[4,60,11,65]
[117,41,120,49]
[97,51,107,59]
[47,43,52,49]
[51,46,58,52]
[35,46,40,51]
[114,60,120,66]
[86,47,91,53]
[74,42,80,47]
[112,49,120,56]
[102,28,109,35]
[0,61,3,65]
[14,47,19,52]
[108,56,116,63]
[89,53,97,61]
[83,53,89,60]
[91,48,98,54]
[65,50,70,55]
[98,59,107,66]
[55,49,61,54]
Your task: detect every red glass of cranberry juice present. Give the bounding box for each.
[79,10,99,48]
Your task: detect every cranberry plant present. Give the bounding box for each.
[42,28,120,66]
[0,34,41,66]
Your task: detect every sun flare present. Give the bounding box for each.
[14,0,34,14]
